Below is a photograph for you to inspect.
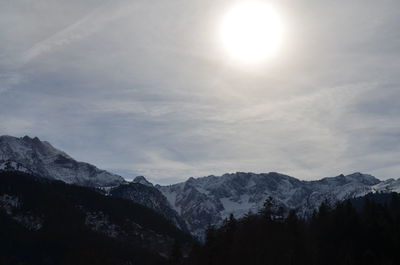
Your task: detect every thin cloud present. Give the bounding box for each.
[1,0,400,183]
[21,1,139,64]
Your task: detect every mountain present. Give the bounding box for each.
[0,135,124,187]
[184,192,400,265]
[157,172,400,238]
[0,135,188,233]
[2,135,400,240]
[371,177,400,193]
[109,176,189,232]
[0,170,193,265]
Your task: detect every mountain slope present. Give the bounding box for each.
[3,135,400,240]
[0,135,188,233]
[157,172,399,238]
[0,135,124,187]
[109,176,189,232]
[185,192,400,265]
[0,170,193,265]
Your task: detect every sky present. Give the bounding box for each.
[1,0,400,184]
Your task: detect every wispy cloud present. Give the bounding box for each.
[1,0,400,183]
[20,1,140,64]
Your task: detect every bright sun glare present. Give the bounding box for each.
[219,1,285,64]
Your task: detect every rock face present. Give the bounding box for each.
[2,135,400,240]
[0,135,187,232]
[157,172,400,239]
[110,177,189,232]
[0,135,124,187]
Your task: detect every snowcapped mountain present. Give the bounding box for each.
[0,135,124,187]
[109,176,189,232]
[0,135,187,231]
[157,172,400,238]
[132,175,154,187]
[2,135,400,239]
[0,171,193,264]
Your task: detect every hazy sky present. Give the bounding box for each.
[1,0,400,184]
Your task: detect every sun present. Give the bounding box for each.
[219,1,285,64]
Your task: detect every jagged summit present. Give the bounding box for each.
[2,135,400,239]
[0,135,124,187]
[157,171,400,238]
[318,172,380,186]
[133,176,153,187]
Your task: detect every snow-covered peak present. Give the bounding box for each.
[373,178,400,193]
[332,172,379,186]
[0,135,124,187]
[0,135,71,161]
[157,171,393,238]
[346,172,380,185]
[133,176,153,187]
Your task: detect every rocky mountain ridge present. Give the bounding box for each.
[0,135,188,231]
[0,135,124,187]
[156,172,400,238]
[0,171,193,265]
[1,135,400,239]
[109,177,189,232]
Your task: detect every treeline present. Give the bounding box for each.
[181,194,400,265]
[0,171,193,265]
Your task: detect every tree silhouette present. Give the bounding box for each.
[185,193,400,265]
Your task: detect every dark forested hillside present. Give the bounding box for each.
[0,171,193,265]
[109,181,189,233]
[2,170,400,265]
[184,194,400,265]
